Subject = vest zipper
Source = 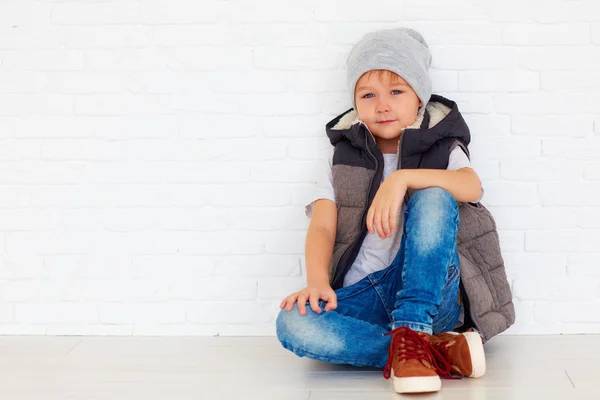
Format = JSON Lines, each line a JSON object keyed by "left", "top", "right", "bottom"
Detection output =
{"left": 396, "top": 131, "right": 402, "bottom": 167}
{"left": 330, "top": 121, "right": 380, "bottom": 289}
{"left": 397, "top": 132, "right": 410, "bottom": 206}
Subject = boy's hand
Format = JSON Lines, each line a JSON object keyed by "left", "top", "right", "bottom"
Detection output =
{"left": 279, "top": 281, "right": 337, "bottom": 316}
{"left": 366, "top": 170, "right": 408, "bottom": 239}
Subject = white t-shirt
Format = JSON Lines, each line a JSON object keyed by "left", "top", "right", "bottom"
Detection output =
{"left": 305, "top": 146, "right": 484, "bottom": 288}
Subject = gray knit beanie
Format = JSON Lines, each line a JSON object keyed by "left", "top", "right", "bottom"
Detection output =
{"left": 347, "top": 28, "right": 432, "bottom": 111}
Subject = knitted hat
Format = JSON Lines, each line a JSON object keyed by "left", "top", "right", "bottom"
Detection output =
{"left": 346, "top": 28, "right": 433, "bottom": 111}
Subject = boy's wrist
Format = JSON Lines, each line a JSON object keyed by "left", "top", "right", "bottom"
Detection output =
{"left": 307, "top": 273, "right": 330, "bottom": 286}
{"left": 394, "top": 169, "right": 412, "bottom": 188}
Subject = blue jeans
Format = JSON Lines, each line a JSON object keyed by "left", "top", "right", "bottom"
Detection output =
{"left": 276, "top": 187, "right": 463, "bottom": 369}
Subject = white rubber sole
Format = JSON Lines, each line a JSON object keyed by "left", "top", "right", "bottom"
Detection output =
{"left": 446, "top": 331, "right": 487, "bottom": 378}
{"left": 391, "top": 369, "right": 442, "bottom": 393}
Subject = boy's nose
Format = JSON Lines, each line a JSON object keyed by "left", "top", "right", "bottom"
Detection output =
{"left": 376, "top": 102, "right": 390, "bottom": 113}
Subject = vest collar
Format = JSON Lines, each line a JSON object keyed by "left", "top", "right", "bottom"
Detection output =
{"left": 324, "top": 94, "right": 468, "bottom": 154}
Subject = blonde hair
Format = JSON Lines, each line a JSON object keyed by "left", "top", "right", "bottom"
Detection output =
{"left": 360, "top": 69, "right": 405, "bottom": 85}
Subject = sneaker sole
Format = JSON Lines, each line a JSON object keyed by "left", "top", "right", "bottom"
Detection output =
{"left": 446, "top": 331, "right": 486, "bottom": 378}
{"left": 390, "top": 369, "right": 442, "bottom": 393}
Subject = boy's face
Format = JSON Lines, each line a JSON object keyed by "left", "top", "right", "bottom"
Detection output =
{"left": 353, "top": 72, "right": 422, "bottom": 141}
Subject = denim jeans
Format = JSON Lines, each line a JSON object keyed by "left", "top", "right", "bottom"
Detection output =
{"left": 276, "top": 187, "right": 463, "bottom": 369}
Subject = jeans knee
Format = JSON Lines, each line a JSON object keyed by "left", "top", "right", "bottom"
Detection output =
{"left": 275, "top": 303, "right": 315, "bottom": 345}
{"left": 275, "top": 303, "right": 344, "bottom": 356}
{"left": 406, "top": 187, "right": 458, "bottom": 220}
{"left": 404, "top": 188, "right": 459, "bottom": 254}
{"left": 408, "top": 187, "right": 455, "bottom": 208}
{"left": 275, "top": 307, "right": 293, "bottom": 345}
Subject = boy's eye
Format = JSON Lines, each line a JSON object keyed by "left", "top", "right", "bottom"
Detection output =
{"left": 362, "top": 90, "right": 403, "bottom": 99}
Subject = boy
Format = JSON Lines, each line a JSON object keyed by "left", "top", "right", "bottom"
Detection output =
{"left": 276, "top": 28, "right": 514, "bottom": 394}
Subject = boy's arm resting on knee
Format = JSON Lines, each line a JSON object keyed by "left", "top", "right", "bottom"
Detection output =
{"left": 305, "top": 199, "right": 337, "bottom": 287}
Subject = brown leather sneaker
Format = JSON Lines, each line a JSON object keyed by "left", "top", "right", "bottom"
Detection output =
{"left": 428, "top": 330, "right": 486, "bottom": 378}
{"left": 382, "top": 326, "right": 454, "bottom": 394}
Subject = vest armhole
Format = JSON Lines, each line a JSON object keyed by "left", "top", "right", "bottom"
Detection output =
{"left": 450, "top": 139, "right": 471, "bottom": 161}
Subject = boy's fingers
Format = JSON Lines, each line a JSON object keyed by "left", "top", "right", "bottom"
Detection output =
{"left": 285, "top": 294, "right": 297, "bottom": 311}
{"left": 297, "top": 293, "right": 307, "bottom": 315}
{"left": 390, "top": 206, "right": 398, "bottom": 234}
{"left": 309, "top": 294, "right": 321, "bottom": 314}
{"left": 374, "top": 215, "right": 383, "bottom": 238}
{"left": 381, "top": 207, "right": 390, "bottom": 236}
{"left": 366, "top": 207, "right": 373, "bottom": 233}
{"left": 323, "top": 291, "right": 337, "bottom": 311}
{"left": 368, "top": 207, "right": 376, "bottom": 234}
{"left": 377, "top": 209, "right": 387, "bottom": 238}
{"left": 280, "top": 297, "right": 289, "bottom": 308}
{"left": 326, "top": 298, "right": 338, "bottom": 311}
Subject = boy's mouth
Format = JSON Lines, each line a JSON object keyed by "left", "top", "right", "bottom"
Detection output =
{"left": 378, "top": 120, "right": 397, "bottom": 124}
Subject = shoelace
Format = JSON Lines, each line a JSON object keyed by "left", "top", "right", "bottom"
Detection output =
{"left": 430, "top": 328, "right": 481, "bottom": 378}
{"left": 430, "top": 339, "right": 465, "bottom": 379}
{"left": 382, "top": 326, "right": 458, "bottom": 380}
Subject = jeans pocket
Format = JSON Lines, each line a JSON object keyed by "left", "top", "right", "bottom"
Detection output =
{"left": 334, "top": 275, "right": 374, "bottom": 302}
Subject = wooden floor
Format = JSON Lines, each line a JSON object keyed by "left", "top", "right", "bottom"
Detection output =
{"left": 0, "top": 334, "right": 599, "bottom": 399}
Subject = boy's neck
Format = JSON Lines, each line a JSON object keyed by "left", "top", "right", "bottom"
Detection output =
{"left": 376, "top": 135, "right": 401, "bottom": 154}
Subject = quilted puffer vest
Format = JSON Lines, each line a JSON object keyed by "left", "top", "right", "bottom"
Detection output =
{"left": 324, "top": 94, "right": 515, "bottom": 342}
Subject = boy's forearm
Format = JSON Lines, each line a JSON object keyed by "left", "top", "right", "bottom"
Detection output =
{"left": 397, "top": 168, "right": 482, "bottom": 203}
{"left": 304, "top": 225, "right": 335, "bottom": 285}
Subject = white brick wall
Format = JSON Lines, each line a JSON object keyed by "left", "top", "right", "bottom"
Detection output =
{"left": 0, "top": 0, "right": 599, "bottom": 336}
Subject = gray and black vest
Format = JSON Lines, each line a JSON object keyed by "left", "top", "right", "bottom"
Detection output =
{"left": 324, "top": 94, "right": 515, "bottom": 343}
